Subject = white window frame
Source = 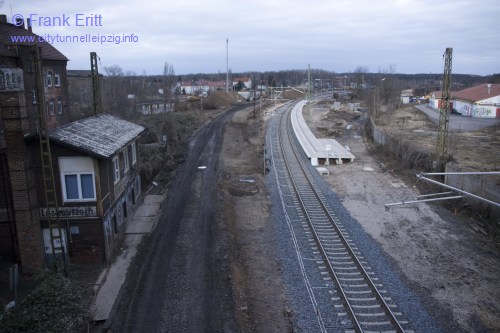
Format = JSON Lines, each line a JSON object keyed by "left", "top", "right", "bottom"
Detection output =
{"left": 60, "top": 157, "right": 96, "bottom": 203}
{"left": 54, "top": 73, "right": 60, "bottom": 87}
{"left": 112, "top": 156, "right": 120, "bottom": 183}
{"left": 131, "top": 142, "right": 137, "bottom": 165}
{"left": 123, "top": 149, "right": 129, "bottom": 173}
{"left": 57, "top": 97, "right": 63, "bottom": 114}
{"left": 49, "top": 99, "right": 55, "bottom": 116}
{"left": 46, "top": 71, "right": 52, "bottom": 87}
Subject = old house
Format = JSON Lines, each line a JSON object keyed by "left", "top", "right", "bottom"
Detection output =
{"left": 36, "top": 114, "right": 146, "bottom": 262}
{"left": 0, "top": 14, "right": 147, "bottom": 272}
{"left": 232, "top": 77, "right": 252, "bottom": 90}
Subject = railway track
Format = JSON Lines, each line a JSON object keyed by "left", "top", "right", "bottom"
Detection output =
{"left": 270, "top": 101, "right": 413, "bottom": 333}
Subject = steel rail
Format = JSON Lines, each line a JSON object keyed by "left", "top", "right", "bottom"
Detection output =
{"left": 279, "top": 102, "right": 406, "bottom": 333}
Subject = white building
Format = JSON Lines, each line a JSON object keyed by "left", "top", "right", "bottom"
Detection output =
{"left": 232, "top": 77, "right": 252, "bottom": 90}
{"left": 452, "top": 83, "right": 500, "bottom": 118}
{"left": 429, "top": 83, "right": 500, "bottom": 118}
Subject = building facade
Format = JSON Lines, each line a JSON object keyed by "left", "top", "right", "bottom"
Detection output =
{"left": 0, "top": 14, "right": 147, "bottom": 272}
{"left": 35, "top": 114, "right": 146, "bottom": 262}
{"left": 452, "top": 84, "right": 500, "bottom": 118}
{"left": 430, "top": 84, "right": 500, "bottom": 118}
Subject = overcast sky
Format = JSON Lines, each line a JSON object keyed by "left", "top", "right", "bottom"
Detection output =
{"left": 6, "top": 0, "right": 500, "bottom": 75}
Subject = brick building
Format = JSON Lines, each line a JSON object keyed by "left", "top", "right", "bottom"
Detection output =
{"left": 32, "top": 114, "right": 145, "bottom": 262}
{"left": 0, "top": 14, "right": 146, "bottom": 272}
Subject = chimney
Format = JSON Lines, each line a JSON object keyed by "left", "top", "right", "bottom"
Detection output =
{"left": 487, "top": 84, "right": 491, "bottom": 94}
{"left": 15, "top": 16, "right": 24, "bottom": 28}
{"left": 0, "top": 14, "right": 7, "bottom": 24}
{"left": 27, "top": 18, "right": 32, "bottom": 32}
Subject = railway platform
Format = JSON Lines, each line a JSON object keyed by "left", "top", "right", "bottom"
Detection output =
{"left": 291, "top": 100, "right": 354, "bottom": 165}
{"left": 90, "top": 193, "right": 165, "bottom": 325}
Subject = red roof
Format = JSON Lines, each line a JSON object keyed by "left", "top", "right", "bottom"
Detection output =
{"left": 433, "top": 84, "right": 500, "bottom": 102}
{"left": 452, "top": 84, "right": 500, "bottom": 102}
{"left": 0, "top": 19, "right": 68, "bottom": 61}
{"left": 233, "top": 77, "right": 250, "bottom": 82}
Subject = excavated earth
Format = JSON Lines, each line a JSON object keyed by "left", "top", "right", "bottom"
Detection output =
{"left": 305, "top": 101, "right": 500, "bottom": 333}
{"left": 108, "top": 98, "right": 499, "bottom": 333}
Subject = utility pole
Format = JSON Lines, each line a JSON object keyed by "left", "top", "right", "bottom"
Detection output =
{"left": 226, "top": 38, "right": 229, "bottom": 92}
{"left": 436, "top": 47, "right": 453, "bottom": 171}
{"left": 90, "top": 52, "right": 102, "bottom": 115}
{"left": 306, "top": 64, "right": 311, "bottom": 102}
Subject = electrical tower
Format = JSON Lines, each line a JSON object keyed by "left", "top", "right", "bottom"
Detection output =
{"left": 90, "top": 52, "right": 102, "bottom": 115}
{"left": 32, "top": 46, "right": 68, "bottom": 275}
{"left": 436, "top": 47, "right": 453, "bottom": 171}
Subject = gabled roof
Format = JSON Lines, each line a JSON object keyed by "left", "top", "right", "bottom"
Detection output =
{"left": 452, "top": 83, "right": 500, "bottom": 102}
{"left": 49, "top": 114, "right": 146, "bottom": 158}
{"left": 67, "top": 70, "right": 93, "bottom": 77}
{"left": 233, "top": 77, "right": 251, "bottom": 83}
{"left": 0, "top": 19, "right": 68, "bottom": 61}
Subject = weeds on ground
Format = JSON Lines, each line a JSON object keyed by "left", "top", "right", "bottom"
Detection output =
{"left": 0, "top": 272, "right": 92, "bottom": 333}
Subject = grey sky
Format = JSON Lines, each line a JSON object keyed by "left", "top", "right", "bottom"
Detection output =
{"left": 6, "top": 0, "right": 500, "bottom": 75}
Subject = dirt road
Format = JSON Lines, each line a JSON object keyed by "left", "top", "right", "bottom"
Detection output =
{"left": 109, "top": 105, "right": 246, "bottom": 332}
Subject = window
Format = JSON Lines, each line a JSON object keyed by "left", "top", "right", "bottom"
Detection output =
{"left": 112, "top": 156, "right": 120, "bottom": 183}
{"left": 54, "top": 74, "right": 60, "bottom": 87}
{"left": 32, "top": 90, "right": 37, "bottom": 104}
{"left": 112, "top": 215, "right": 117, "bottom": 234}
{"left": 122, "top": 201, "right": 127, "bottom": 218}
{"left": 59, "top": 157, "right": 96, "bottom": 202}
{"left": 46, "top": 71, "right": 53, "bottom": 87}
{"left": 64, "top": 174, "right": 95, "bottom": 200}
{"left": 57, "top": 97, "right": 63, "bottom": 114}
{"left": 131, "top": 142, "right": 137, "bottom": 165}
{"left": 123, "top": 150, "right": 129, "bottom": 173}
{"left": 49, "top": 99, "right": 55, "bottom": 116}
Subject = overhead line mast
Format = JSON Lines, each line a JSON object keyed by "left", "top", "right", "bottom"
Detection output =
{"left": 436, "top": 47, "right": 453, "bottom": 171}
{"left": 90, "top": 52, "right": 102, "bottom": 115}
{"left": 33, "top": 45, "right": 68, "bottom": 275}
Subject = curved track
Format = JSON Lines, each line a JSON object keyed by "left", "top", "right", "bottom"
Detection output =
{"left": 272, "top": 101, "right": 412, "bottom": 333}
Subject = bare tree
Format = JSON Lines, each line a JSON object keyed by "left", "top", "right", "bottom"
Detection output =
{"left": 104, "top": 65, "right": 124, "bottom": 77}
{"left": 352, "top": 66, "right": 369, "bottom": 101}
{"left": 163, "top": 62, "right": 175, "bottom": 77}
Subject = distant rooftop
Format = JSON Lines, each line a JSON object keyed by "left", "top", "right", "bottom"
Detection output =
{"left": 453, "top": 83, "right": 500, "bottom": 102}
{"left": 0, "top": 14, "right": 68, "bottom": 61}
{"left": 433, "top": 83, "right": 500, "bottom": 102}
{"left": 49, "top": 114, "right": 146, "bottom": 158}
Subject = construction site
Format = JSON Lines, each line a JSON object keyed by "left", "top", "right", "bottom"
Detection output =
{"left": 1, "top": 13, "right": 499, "bottom": 333}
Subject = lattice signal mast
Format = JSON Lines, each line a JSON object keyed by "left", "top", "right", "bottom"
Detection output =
{"left": 436, "top": 47, "right": 453, "bottom": 170}
{"left": 90, "top": 52, "right": 102, "bottom": 115}
{"left": 33, "top": 46, "right": 68, "bottom": 275}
